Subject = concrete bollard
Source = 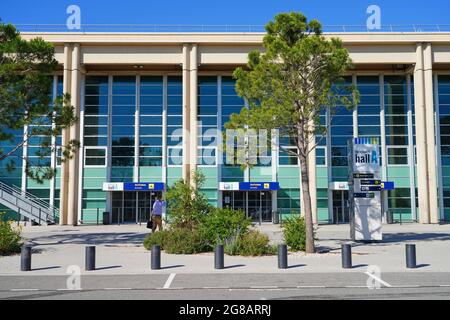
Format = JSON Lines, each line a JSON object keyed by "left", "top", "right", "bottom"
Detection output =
{"left": 406, "top": 244, "right": 417, "bottom": 269}
{"left": 215, "top": 244, "right": 224, "bottom": 269}
{"left": 278, "top": 244, "right": 288, "bottom": 269}
{"left": 21, "top": 245, "right": 32, "bottom": 271}
{"left": 341, "top": 243, "right": 352, "bottom": 269}
{"left": 151, "top": 245, "right": 161, "bottom": 270}
{"left": 85, "top": 246, "right": 96, "bottom": 271}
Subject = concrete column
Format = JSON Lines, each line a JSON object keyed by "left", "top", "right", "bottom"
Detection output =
{"left": 414, "top": 43, "right": 431, "bottom": 224}
{"left": 182, "top": 44, "right": 191, "bottom": 183}
{"left": 67, "top": 44, "right": 81, "bottom": 226}
{"left": 189, "top": 44, "right": 198, "bottom": 186}
{"left": 60, "top": 44, "right": 72, "bottom": 225}
{"left": 424, "top": 43, "right": 439, "bottom": 224}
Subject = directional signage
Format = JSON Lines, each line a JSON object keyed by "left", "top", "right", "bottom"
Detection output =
{"left": 239, "top": 182, "right": 280, "bottom": 191}
{"left": 103, "top": 182, "right": 165, "bottom": 192}
{"left": 219, "top": 182, "right": 279, "bottom": 191}
{"left": 381, "top": 181, "right": 395, "bottom": 191}
{"left": 349, "top": 138, "right": 383, "bottom": 241}
{"left": 360, "top": 180, "right": 382, "bottom": 186}
{"left": 354, "top": 193, "right": 375, "bottom": 198}
{"left": 353, "top": 173, "right": 374, "bottom": 179}
{"left": 360, "top": 186, "right": 381, "bottom": 192}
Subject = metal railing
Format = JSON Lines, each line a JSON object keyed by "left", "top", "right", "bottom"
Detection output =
{"left": 11, "top": 24, "right": 450, "bottom": 34}
{"left": 8, "top": 184, "right": 60, "bottom": 223}
{"left": 0, "top": 181, "right": 57, "bottom": 225}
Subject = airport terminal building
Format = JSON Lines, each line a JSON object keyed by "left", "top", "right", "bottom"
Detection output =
{"left": 1, "top": 29, "right": 450, "bottom": 225}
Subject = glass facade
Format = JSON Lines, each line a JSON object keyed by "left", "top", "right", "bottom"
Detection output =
{"left": 4, "top": 72, "right": 449, "bottom": 224}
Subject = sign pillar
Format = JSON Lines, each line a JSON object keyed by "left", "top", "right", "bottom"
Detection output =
{"left": 349, "top": 138, "right": 383, "bottom": 241}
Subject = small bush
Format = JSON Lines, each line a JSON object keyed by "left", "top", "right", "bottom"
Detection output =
{"left": 164, "top": 228, "right": 207, "bottom": 254}
{"left": 225, "top": 229, "right": 275, "bottom": 256}
{"left": 282, "top": 216, "right": 315, "bottom": 252}
{"left": 0, "top": 213, "right": 22, "bottom": 256}
{"left": 200, "top": 208, "right": 251, "bottom": 248}
{"left": 143, "top": 230, "right": 168, "bottom": 251}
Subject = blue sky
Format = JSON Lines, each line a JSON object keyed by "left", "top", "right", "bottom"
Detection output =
{"left": 0, "top": 0, "right": 449, "bottom": 26}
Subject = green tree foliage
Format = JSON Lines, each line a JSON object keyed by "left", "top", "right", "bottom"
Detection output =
{"left": 165, "top": 171, "right": 211, "bottom": 230}
{"left": 0, "top": 212, "right": 22, "bottom": 255}
{"left": 225, "top": 12, "right": 358, "bottom": 253}
{"left": 0, "top": 22, "right": 78, "bottom": 183}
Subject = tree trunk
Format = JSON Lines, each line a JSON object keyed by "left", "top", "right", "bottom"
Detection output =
{"left": 299, "top": 153, "right": 315, "bottom": 254}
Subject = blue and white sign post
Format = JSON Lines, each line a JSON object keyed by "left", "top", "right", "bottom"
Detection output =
{"left": 349, "top": 138, "right": 383, "bottom": 241}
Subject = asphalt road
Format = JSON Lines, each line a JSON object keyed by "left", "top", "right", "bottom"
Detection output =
{"left": 1, "top": 272, "right": 450, "bottom": 300}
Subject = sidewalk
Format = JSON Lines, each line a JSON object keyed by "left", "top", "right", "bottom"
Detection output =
{"left": 1, "top": 223, "right": 450, "bottom": 275}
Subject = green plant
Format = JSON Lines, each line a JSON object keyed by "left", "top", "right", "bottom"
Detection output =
{"left": 165, "top": 171, "right": 211, "bottom": 230}
{"left": 0, "top": 212, "right": 22, "bottom": 256}
{"left": 282, "top": 216, "right": 316, "bottom": 252}
{"left": 143, "top": 230, "right": 168, "bottom": 251}
{"left": 163, "top": 228, "right": 207, "bottom": 254}
{"left": 225, "top": 229, "right": 275, "bottom": 256}
{"left": 200, "top": 208, "right": 251, "bottom": 248}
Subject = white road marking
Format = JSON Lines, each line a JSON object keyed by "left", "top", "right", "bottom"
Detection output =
{"left": 104, "top": 288, "right": 132, "bottom": 290}
{"left": 250, "top": 286, "right": 278, "bottom": 289}
{"left": 10, "top": 288, "right": 38, "bottom": 292}
{"left": 297, "top": 285, "right": 326, "bottom": 288}
{"left": 163, "top": 273, "right": 176, "bottom": 289}
{"left": 57, "top": 288, "right": 83, "bottom": 291}
{"left": 440, "top": 285, "right": 450, "bottom": 287}
{"left": 364, "top": 271, "right": 392, "bottom": 288}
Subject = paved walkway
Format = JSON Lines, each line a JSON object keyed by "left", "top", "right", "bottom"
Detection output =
{"left": 1, "top": 223, "right": 450, "bottom": 275}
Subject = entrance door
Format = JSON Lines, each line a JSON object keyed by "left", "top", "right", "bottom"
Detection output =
{"left": 222, "top": 191, "right": 272, "bottom": 223}
{"left": 111, "top": 191, "right": 163, "bottom": 224}
{"left": 332, "top": 190, "right": 350, "bottom": 224}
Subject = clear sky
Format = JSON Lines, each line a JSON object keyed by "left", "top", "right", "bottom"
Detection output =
{"left": 0, "top": 0, "right": 449, "bottom": 27}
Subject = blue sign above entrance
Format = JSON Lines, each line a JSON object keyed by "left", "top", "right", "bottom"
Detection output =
{"left": 123, "top": 182, "right": 165, "bottom": 191}
{"left": 239, "top": 182, "right": 280, "bottom": 191}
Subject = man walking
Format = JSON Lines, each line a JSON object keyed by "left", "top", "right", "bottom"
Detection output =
{"left": 152, "top": 195, "right": 164, "bottom": 232}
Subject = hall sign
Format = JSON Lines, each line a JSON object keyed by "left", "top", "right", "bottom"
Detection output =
{"left": 349, "top": 138, "right": 383, "bottom": 241}
{"left": 102, "top": 182, "right": 165, "bottom": 192}
{"left": 219, "top": 182, "right": 280, "bottom": 191}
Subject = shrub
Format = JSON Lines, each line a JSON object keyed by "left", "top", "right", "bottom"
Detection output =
{"left": 0, "top": 212, "right": 22, "bottom": 256}
{"left": 165, "top": 171, "right": 211, "bottom": 230}
{"left": 282, "top": 216, "right": 315, "bottom": 252}
{"left": 143, "top": 230, "right": 168, "bottom": 251}
{"left": 163, "top": 228, "right": 207, "bottom": 254}
{"left": 200, "top": 208, "right": 251, "bottom": 248}
{"left": 225, "top": 229, "right": 275, "bottom": 256}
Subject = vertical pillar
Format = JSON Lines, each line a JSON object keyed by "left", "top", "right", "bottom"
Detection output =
{"left": 414, "top": 43, "right": 431, "bottom": 224}
{"left": 60, "top": 44, "right": 72, "bottom": 225}
{"left": 424, "top": 43, "right": 439, "bottom": 224}
{"left": 189, "top": 44, "right": 198, "bottom": 186}
{"left": 134, "top": 75, "right": 140, "bottom": 183}
{"left": 379, "top": 74, "right": 389, "bottom": 218}
{"left": 162, "top": 75, "right": 168, "bottom": 185}
{"left": 407, "top": 75, "right": 418, "bottom": 221}
{"left": 182, "top": 44, "right": 191, "bottom": 183}
{"left": 68, "top": 44, "right": 81, "bottom": 226}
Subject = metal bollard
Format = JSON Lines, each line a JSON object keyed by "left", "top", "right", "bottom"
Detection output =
{"left": 151, "top": 245, "right": 161, "bottom": 270}
{"left": 85, "top": 246, "right": 96, "bottom": 271}
{"left": 341, "top": 243, "right": 352, "bottom": 269}
{"left": 278, "top": 244, "right": 288, "bottom": 269}
{"left": 215, "top": 244, "right": 224, "bottom": 269}
{"left": 406, "top": 244, "right": 417, "bottom": 269}
{"left": 21, "top": 245, "right": 32, "bottom": 271}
